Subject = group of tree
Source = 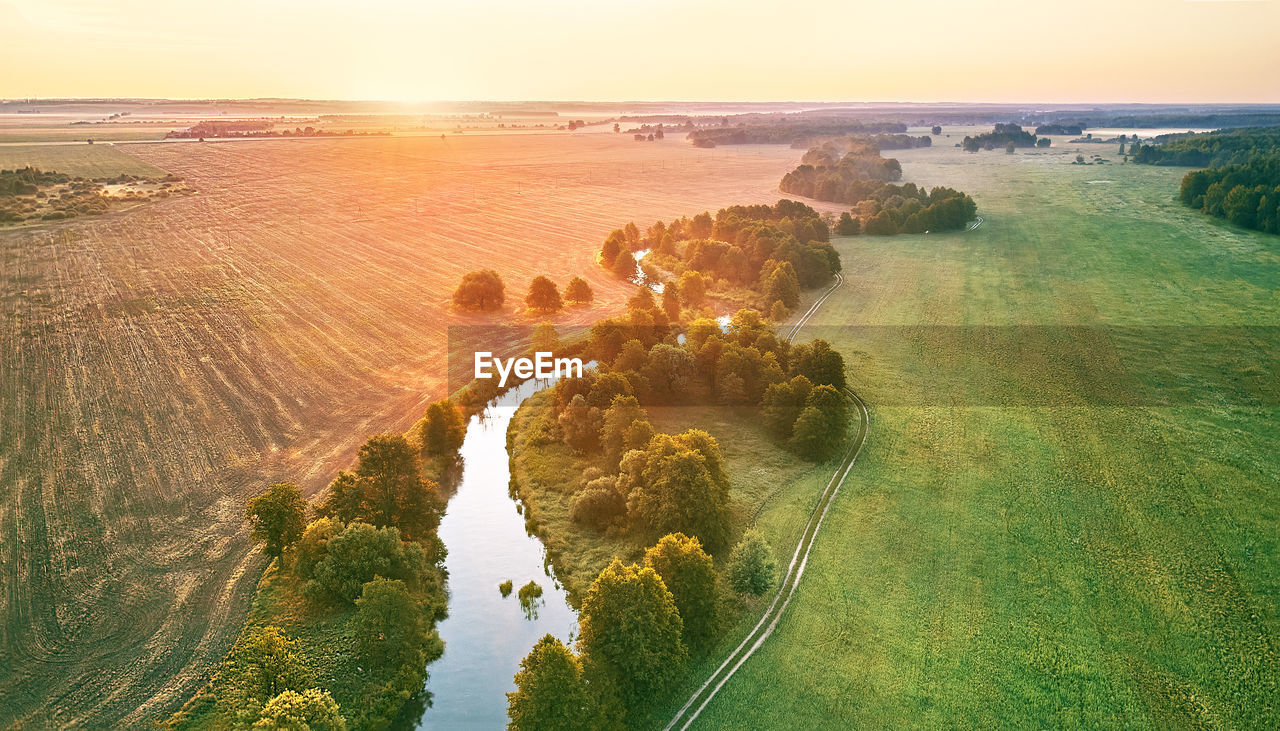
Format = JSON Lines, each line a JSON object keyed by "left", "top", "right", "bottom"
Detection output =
{"left": 1130, "top": 127, "right": 1280, "bottom": 168}
{"left": 1178, "top": 156, "right": 1280, "bottom": 234}
{"left": 1128, "top": 128, "right": 1280, "bottom": 235}
{"left": 453, "top": 270, "right": 595, "bottom": 313}
{"left": 779, "top": 142, "right": 976, "bottom": 235}
{"left": 507, "top": 529, "right": 776, "bottom": 728}
{"left": 781, "top": 141, "right": 904, "bottom": 203}
{"left": 960, "top": 123, "right": 1038, "bottom": 152}
{"left": 599, "top": 200, "right": 841, "bottom": 318}
{"left": 227, "top": 419, "right": 458, "bottom": 727}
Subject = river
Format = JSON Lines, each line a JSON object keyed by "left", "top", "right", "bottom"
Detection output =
{"left": 418, "top": 377, "right": 577, "bottom": 729}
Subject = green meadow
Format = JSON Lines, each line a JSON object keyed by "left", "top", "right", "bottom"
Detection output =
{"left": 693, "top": 138, "right": 1280, "bottom": 727}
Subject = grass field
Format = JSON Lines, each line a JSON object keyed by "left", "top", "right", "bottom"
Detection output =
{"left": 692, "top": 136, "right": 1280, "bottom": 726}
{"left": 0, "top": 133, "right": 811, "bottom": 726}
{"left": 0, "top": 143, "right": 167, "bottom": 177}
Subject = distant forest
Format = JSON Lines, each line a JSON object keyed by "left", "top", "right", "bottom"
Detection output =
{"left": 687, "top": 119, "right": 907, "bottom": 148}
{"left": 1135, "top": 128, "right": 1280, "bottom": 235}
{"left": 1130, "top": 127, "right": 1280, "bottom": 167}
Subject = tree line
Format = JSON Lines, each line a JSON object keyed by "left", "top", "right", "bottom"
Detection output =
{"left": 686, "top": 119, "right": 908, "bottom": 148}
{"left": 507, "top": 527, "right": 776, "bottom": 728}
{"left": 1178, "top": 156, "right": 1280, "bottom": 234}
{"left": 452, "top": 270, "right": 595, "bottom": 313}
{"left": 179, "top": 398, "right": 471, "bottom": 729}
{"left": 599, "top": 200, "right": 841, "bottom": 321}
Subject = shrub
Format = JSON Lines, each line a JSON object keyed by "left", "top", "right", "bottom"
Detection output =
{"left": 307, "top": 523, "right": 434, "bottom": 603}
{"left": 728, "top": 529, "right": 777, "bottom": 596}
{"left": 252, "top": 688, "right": 345, "bottom": 730}
{"left": 570, "top": 480, "right": 626, "bottom": 530}
{"left": 294, "top": 517, "right": 343, "bottom": 579}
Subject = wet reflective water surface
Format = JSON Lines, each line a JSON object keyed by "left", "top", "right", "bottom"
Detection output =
{"left": 419, "top": 378, "right": 577, "bottom": 729}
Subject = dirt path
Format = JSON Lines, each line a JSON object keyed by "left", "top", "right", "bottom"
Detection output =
{"left": 664, "top": 272, "right": 871, "bottom": 730}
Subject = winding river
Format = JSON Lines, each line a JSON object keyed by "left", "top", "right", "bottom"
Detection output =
{"left": 418, "top": 377, "right": 577, "bottom": 729}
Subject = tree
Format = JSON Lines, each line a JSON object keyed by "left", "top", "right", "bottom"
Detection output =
{"left": 931, "top": 125, "right": 942, "bottom": 135}
{"left": 865, "top": 209, "right": 897, "bottom": 235}
{"left": 354, "top": 434, "right": 442, "bottom": 540}
{"left": 253, "top": 688, "right": 345, "bottom": 730}
{"left": 354, "top": 577, "right": 436, "bottom": 668}
{"left": 315, "top": 471, "right": 362, "bottom": 525}
{"left": 507, "top": 634, "right": 594, "bottom": 731}
{"left": 835, "top": 211, "right": 861, "bottom": 235}
{"left": 661, "top": 286, "right": 681, "bottom": 322}
{"left": 526, "top": 276, "right": 563, "bottom": 312}
{"left": 762, "top": 261, "right": 800, "bottom": 310}
{"left": 761, "top": 375, "right": 813, "bottom": 440}
{"left": 623, "top": 221, "right": 641, "bottom": 249}
{"left": 791, "top": 401, "right": 845, "bottom": 461}
{"left": 570, "top": 477, "right": 626, "bottom": 530}
{"left": 678, "top": 270, "right": 707, "bottom": 308}
{"left": 308, "top": 523, "right": 435, "bottom": 603}
{"left": 245, "top": 482, "right": 307, "bottom": 561}
{"left": 611, "top": 249, "right": 637, "bottom": 279}
{"left": 294, "top": 516, "right": 343, "bottom": 579}
{"left": 600, "top": 394, "right": 650, "bottom": 469}
{"left": 422, "top": 399, "right": 466, "bottom": 457}
{"left": 727, "top": 529, "right": 776, "bottom": 596}
{"left": 792, "top": 339, "right": 846, "bottom": 390}
{"left": 601, "top": 230, "right": 625, "bottom": 267}
{"left": 620, "top": 431, "right": 730, "bottom": 552}
{"left": 558, "top": 394, "right": 602, "bottom": 453}
{"left": 577, "top": 560, "right": 687, "bottom": 717}
{"left": 564, "top": 276, "right": 594, "bottom": 304}
{"left": 236, "top": 626, "right": 311, "bottom": 702}
{"left": 644, "top": 534, "right": 717, "bottom": 652}
{"left": 453, "top": 269, "right": 505, "bottom": 311}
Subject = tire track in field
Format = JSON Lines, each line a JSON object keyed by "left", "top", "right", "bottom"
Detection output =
{"left": 665, "top": 272, "right": 871, "bottom": 731}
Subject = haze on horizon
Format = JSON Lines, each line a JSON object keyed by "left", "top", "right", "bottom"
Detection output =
{"left": 1, "top": 0, "right": 1278, "bottom": 104}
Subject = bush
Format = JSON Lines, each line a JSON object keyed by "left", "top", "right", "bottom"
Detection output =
{"left": 354, "top": 577, "right": 437, "bottom": 668}
{"left": 453, "top": 269, "right": 505, "bottom": 311}
{"left": 294, "top": 517, "right": 343, "bottom": 579}
{"left": 252, "top": 688, "right": 345, "bottom": 730}
{"left": 307, "top": 523, "right": 434, "bottom": 603}
{"left": 728, "top": 529, "right": 777, "bottom": 596}
{"left": 570, "top": 480, "right": 626, "bottom": 530}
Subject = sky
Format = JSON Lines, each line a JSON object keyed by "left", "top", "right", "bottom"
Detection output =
{"left": 1, "top": 0, "right": 1277, "bottom": 103}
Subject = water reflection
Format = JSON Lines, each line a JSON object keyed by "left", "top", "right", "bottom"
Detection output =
{"left": 419, "top": 378, "right": 578, "bottom": 729}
